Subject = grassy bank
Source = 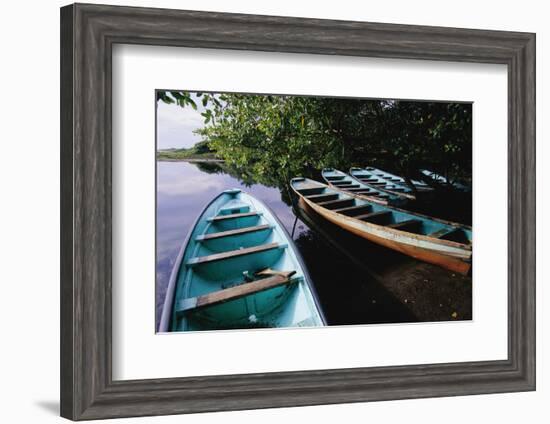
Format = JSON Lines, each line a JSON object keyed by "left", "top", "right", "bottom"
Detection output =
{"left": 157, "top": 140, "right": 221, "bottom": 161}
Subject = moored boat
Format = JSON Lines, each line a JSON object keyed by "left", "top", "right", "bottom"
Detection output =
{"left": 359, "top": 166, "right": 433, "bottom": 191}
{"left": 349, "top": 167, "right": 417, "bottom": 200}
{"left": 421, "top": 169, "right": 471, "bottom": 193}
{"left": 159, "top": 189, "right": 326, "bottom": 332}
{"left": 290, "top": 178, "right": 472, "bottom": 274}
{"left": 321, "top": 168, "right": 408, "bottom": 206}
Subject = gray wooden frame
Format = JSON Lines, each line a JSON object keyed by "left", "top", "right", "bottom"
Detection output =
{"left": 60, "top": 3, "right": 536, "bottom": 421}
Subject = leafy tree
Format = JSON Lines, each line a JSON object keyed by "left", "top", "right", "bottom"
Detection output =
{"left": 157, "top": 91, "right": 471, "bottom": 192}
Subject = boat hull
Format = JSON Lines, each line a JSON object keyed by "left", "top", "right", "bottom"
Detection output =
{"left": 309, "top": 200, "right": 471, "bottom": 274}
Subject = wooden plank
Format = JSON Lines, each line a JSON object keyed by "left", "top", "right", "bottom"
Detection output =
{"left": 346, "top": 187, "right": 372, "bottom": 192}
{"left": 209, "top": 211, "right": 260, "bottom": 222}
{"left": 355, "top": 210, "right": 392, "bottom": 221}
{"left": 296, "top": 187, "right": 324, "bottom": 196}
{"left": 197, "top": 224, "right": 271, "bottom": 241}
{"left": 386, "top": 219, "right": 422, "bottom": 230}
{"left": 428, "top": 227, "right": 452, "bottom": 239}
{"left": 317, "top": 198, "right": 355, "bottom": 209}
{"left": 176, "top": 274, "right": 294, "bottom": 313}
{"left": 306, "top": 193, "right": 339, "bottom": 202}
{"left": 187, "top": 242, "right": 283, "bottom": 266}
{"left": 333, "top": 204, "right": 372, "bottom": 216}
{"left": 255, "top": 268, "right": 297, "bottom": 278}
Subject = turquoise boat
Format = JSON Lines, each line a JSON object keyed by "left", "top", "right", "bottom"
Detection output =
{"left": 349, "top": 167, "right": 417, "bottom": 200}
{"left": 421, "top": 169, "right": 471, "bottom": 193}
{"left": 291, "top": 178, "right": 472, "bottom": 274}
{"left": 321, "top": 168, "right": 408, "bottom": 206}
{"left": 159, "top": 189, "right": 325, "bottom": 332}
{"left": 351, "top": 166, "right": 433, "bottom": 191}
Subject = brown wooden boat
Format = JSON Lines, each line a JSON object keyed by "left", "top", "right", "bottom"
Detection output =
{"left": 290, "top": 177, "right": 472, "bottom": 274}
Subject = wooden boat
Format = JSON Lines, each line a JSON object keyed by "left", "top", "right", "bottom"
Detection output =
{"left": 348, "top": 167, "right": 417, "bottom": 200}
{"left": 159, "top": 189, "right": 326, "bottom": 332}
{"left": 321, "top": 168, "right": 408, "bottom": 206}
{"left": 290, "top": 178, "right": 472, "bottom": 274}
{"left": 421, "top": 169, "right": 471, "bottom": 193}
{"left": 351, "top": 166, "right": 433, "bottom": 191}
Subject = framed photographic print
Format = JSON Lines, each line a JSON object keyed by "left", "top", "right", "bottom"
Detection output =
{"left": 60, "top": 3, "right": 535, "bottom": 420}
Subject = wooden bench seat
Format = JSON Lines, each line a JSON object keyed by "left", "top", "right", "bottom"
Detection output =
{"left": 345, "top": 187, "right": 371, "bottom": 192}
{"left": 354, "top": 210, "right": 392, "bottom": 222}
{"left": 428, "top": 228, "right": 452, "bottom": 238}
{"left": 187, "top": 242, "right": 284, "bottom": 267}
{"left": 333, "top": 204, "right": 372, "bottom": 216}
{"left": 317, "top": 198, "right": 355, "bottom": 209}
{"left": 196, "top": 224, "right": 272, "bottom": 241}
{"left": 306, "top": 193, "right": 339, "bottom": 202}
{"left": 176, "top": 273, "right": 295, "bottom": 314}
{"left": 386, "top": 219, "right": 422, "bottom": 231}
{"left": 208, "top": 211, "right": 261, "bottom": 222}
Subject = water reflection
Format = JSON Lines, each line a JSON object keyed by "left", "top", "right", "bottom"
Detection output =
{"left": 156, "top": 161, "right": 472, "bottom": 330}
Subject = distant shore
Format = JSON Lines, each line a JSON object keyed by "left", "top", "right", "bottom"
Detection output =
{"left": 157, "top": 157, "right": 225, "bottom": 163}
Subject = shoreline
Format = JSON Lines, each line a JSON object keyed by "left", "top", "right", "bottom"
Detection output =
{"left": 156, "top": 158, "right": 225, "bottom": 163}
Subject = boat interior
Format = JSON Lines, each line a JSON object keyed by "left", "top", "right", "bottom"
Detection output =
{"left": 349, "top": 167, "right": 416, "bottom": 194}
{"left": 322, "top": 168, "right": 407, "bottom": 205}
{"left": 356, "top": 166, "right": 430, "bottom": 190}
{"left": 172, "top": 190, "right": 322, "bottom": 331}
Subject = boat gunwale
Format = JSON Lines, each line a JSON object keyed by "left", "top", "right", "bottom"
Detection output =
{"left": 291, "top": 178, "right": 472, "bottom": 253}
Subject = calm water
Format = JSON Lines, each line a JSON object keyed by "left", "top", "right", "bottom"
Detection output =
{"left": 156, "top": 161, "right": 472, "bottom": 329}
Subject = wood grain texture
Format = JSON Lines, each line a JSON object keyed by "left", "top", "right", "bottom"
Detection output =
{"left": 60, "top": 3, "right": 536, "bottom": 420}
{"left": 176, "top": 274, "right": 292, "bottom": 313}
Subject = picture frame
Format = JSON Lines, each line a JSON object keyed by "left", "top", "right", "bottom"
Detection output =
{"left": 60, "top": 3, "right": 535, "bottom": 420}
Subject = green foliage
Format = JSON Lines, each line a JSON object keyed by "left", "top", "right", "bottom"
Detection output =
{"left": 157, "top": 90, "right": 471, "bottom": 190}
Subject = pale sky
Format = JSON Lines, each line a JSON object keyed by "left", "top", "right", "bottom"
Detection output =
{"left": 156, "top": 93, "right": 207, "bottom": 150}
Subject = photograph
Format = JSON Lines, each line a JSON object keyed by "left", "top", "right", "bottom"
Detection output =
{"left": 156, "top": 90, "right": 473, "bottom": 333}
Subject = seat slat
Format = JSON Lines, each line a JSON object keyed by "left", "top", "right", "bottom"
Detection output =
{"left": 187, "top": 242, "right": 284, "bottom": 266}
{"left": 208, "top": 211, "right": 261, "bottom": 222}
{"left": 197, "top": 224, "right": 271, "bottom": 241}
{"left": 305, "top": 193, "right": 338, "bottom": 202}
{"left": 176, "top": 274, "right": 295, "bottom": 314}
{"left": 333, "top": 204, "right": 373, "bottom": 216}
{"left": 355, "top": 210, "right": 392, "bottom": 222}
{"left": 428, "top": 228, "right": 452, "bottom": 238}
{"left": 386, "top": 219, "right": 422, "bottom": 231}
{"left": 346, "top": 188, "right": 372, "bottom": 192}
{"left": 317, "top": 198, "right": 355, "bottom": 209}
